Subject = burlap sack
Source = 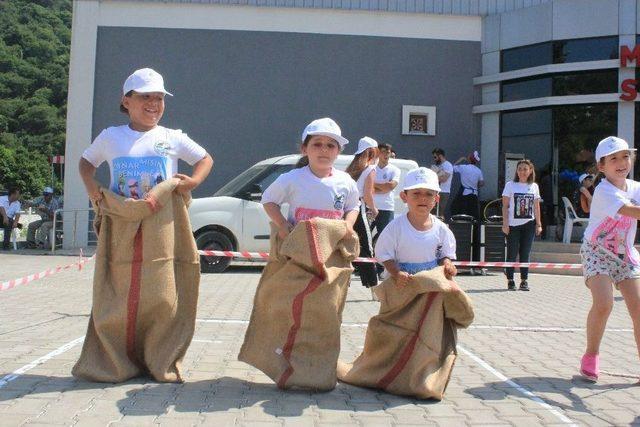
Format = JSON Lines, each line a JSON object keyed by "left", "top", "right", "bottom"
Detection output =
{"left": 72, "top": 178, "right": 200, "bottom": 383}
{"left": 238, "top": 218, "right": 359, "bottom": 391}
{"left": 337, "top": 267, "right": 474, "bottom": 400}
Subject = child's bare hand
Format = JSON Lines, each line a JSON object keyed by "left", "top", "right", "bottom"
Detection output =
{"left": 393, "top": 271, "right": 411, "bottom": 288}
{"left": 86, "top": 182, "right": 102, "bottom": 203}
{"left": 277, "top": 222, "right": 293, "bottom": 240}
{"left": 443, "top": 262, "right": 457, "bottom": 279}
{"left": 174, "top": 173, "right": 198, "bottom": 193}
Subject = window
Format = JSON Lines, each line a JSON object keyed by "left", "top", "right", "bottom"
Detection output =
{"left": 501, "top": 42, "right": 552, "bottom": 72}
{"left": 501, "top": 69, "right": 618, "bottom": 102}
{"left": 501, "top": 36, "right": 619, "bottom": 72}
{"left": 553, "top": 37, "right": 618, "bottom": 63}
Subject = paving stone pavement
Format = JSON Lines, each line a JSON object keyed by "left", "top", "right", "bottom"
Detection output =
{"left": 0, "top": 253, "right": 639, "bottom": 426}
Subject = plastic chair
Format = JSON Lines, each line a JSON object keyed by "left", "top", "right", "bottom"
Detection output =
{"left": 562, "top": 196, "right": 589, "bottom": 244}
{"left": 0, "top": 227, "right": 19, "bottom": 250}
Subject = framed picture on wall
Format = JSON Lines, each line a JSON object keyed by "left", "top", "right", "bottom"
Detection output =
{"left": 402, "top": 105, "right": 436, "bottom": 136}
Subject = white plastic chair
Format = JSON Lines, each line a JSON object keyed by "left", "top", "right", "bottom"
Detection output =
{"left": 562, "top": 196, "right": 589, "bottom": 244}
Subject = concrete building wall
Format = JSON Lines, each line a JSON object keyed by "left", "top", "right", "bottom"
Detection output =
{"left": 122, "top": 0, "right": 553, "bottom": 16}
{"left": 91, "top": 29, "right": 481, "bottom": 198}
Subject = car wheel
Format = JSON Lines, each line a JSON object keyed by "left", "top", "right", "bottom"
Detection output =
{"left": 196, "top": 230, "right": 234, "bottom": 273}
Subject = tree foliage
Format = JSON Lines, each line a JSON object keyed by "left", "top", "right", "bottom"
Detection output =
{"left": 0, "top": 0, "right": 71, "bottom": 197}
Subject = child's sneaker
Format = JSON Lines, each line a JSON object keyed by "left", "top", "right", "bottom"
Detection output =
{"left": 507, "top": 280, "right": 516, "bottom": 291}
{"left": 580, "top": 353, "right": 599, "bottom": 382}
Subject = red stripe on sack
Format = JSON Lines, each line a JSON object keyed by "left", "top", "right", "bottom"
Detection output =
{"left": 277, "top": 220, "right": 325, "bottom": 389}
{"left": 376, "top": 292, "right": 439, "bottom": 389}
{"left": 126, "top": 226, "right": 144, "bottom": 365}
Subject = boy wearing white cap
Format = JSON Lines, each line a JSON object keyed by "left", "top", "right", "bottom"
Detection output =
{"left": 346, "top": 137, "right": 380, "bottom": 292}
{"left": 375, "top": 168, "right": 457, "bottom": 286}
{"left": 262, "top": 118, "right": 359, "bottom": 238}
{"left": 579, "top": 136, "right": 640, "bottom": 382}
{"left": 79, "top": 68, "right": 213, "bottom": 202}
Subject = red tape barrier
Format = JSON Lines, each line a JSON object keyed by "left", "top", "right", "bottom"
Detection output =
{"left": 0, "top": 249, "right": 582, "bottom": 293}
{"left": 0, "top": 254, "right": 95, "bottom": 292}
{"left": 197, "top": 250, "right": 582, "bottom": 270}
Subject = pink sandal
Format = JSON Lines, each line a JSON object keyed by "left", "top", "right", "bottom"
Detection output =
{"left": 580, "top": 353, "right": 599, "bottom": 382}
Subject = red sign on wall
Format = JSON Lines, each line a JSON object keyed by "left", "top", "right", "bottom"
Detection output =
{"left": 620, "top": 45, "right": 640, "bottom": 101}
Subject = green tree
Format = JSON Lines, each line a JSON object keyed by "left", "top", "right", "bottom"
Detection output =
{"left": 0, "top": 0, "right": 71, "bottom": 197}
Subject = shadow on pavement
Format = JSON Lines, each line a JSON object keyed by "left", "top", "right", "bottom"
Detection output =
{"left": 465, "top": 375, "right": 638, "bottom": 416}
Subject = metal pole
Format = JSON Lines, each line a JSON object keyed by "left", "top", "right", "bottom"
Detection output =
{"left": 73, "top": 211, "right": 77, "bottom": 248}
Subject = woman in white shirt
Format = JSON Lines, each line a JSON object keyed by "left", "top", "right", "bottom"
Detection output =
{"left": 501, "top": 159, "right": 542, "bottom": 291}
{"left": 346, "top": 137, "right": 379, "bottom": 291}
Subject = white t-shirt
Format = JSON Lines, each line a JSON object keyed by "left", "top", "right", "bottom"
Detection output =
{"left": 583, "top": 178, "right": 640, "bottom": 266}
{"left": 502, "top": 181, "right": 541, "bottom": 227}
{"left": 374, "top": 164, "right": 401, "bottom": 211}
{"left": 454, "top": 164, "right": 484, "bottom": 195}
{"left": 356, "top": 165, "right": 376, "bottom": 199}
{"left": 261, "top": 166, "right": 360, "bottom": 225}
{"left": 82, "top": 125, "right": 207, "bottom": 199}
{"left": 0, "top": 196, "right": 21, "bottom": 219}
{"left": 375, "top": 213, "right": 456, "bottom": 274}
{"left": 432, "top": 160, "right": 454, "bottom": 193}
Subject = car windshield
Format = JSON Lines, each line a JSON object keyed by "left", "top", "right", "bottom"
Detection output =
{"left": 214, "top": 164, "right": 270, "bottom": 197}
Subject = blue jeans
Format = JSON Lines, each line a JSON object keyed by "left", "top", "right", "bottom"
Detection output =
{"left": 372, "top": 210, "right": 394, "bottom": 240}
{"left": 505, "top": 220, "right": 536, "bottom": 280}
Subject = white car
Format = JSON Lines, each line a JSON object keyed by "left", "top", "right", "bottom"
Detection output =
{"left": 189, "top": 154, "right": 419, "bottom": 272}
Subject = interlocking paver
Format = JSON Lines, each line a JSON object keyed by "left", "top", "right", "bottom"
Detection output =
{"left": 1, "top": 254, "right": 639, "bottom": 426}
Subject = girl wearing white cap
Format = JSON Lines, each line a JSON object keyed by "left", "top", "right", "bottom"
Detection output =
{"left": 346, "top": 137, "right": 379, "bottom": 291}
{"left": 579, "top": 136, "right": 640, "bottom": 382}
{"left": 80, "top": 68, "right": 213, "bottom": 201}
{"left": 262, "top": 118, "right": 359, "bottom": 239}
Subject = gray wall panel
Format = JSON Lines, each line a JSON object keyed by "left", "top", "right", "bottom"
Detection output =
{"left": 93, "top": 27, "right": 481, "bottom": 197}
{"left": 552, "top": 0, "right": 618, "bottom": 40}
{"left": 500, "top": 2, "right": 552, "bottom": 49}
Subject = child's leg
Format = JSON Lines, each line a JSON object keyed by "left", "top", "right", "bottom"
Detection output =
{"left": 505, "top": 225, "right": 520, "bottom": 281}
{"left": 585, "top": 274, "right": 614, "bottom": 355}
{"left": 618, "top": 278, "right": 640, "bottom": 360}
{"left": 518, "top": 221, "right": 536, "bottom": 281}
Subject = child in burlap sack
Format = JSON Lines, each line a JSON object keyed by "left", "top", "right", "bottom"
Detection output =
{"left": 238, "top": 118, "right": 361, "bottom": 390}
{"left": 75, "top": 68, "right": 213, "bottom": 382}
{"left": 338, "top": 167, "right": 474, "bottom": 399}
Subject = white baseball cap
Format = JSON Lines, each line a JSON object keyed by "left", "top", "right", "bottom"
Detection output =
{"left": 595, "top": 136, "right": 635, "bottom": 162}
{"left": 355, "top": 136, "right": 378, "bottom": 155}
{"left": 402, "top": 167, "right": 441, "bottom": 192}
{"left": 43, "top": 187, "right": 53, "bottom": 194}
{"left": 301, "top": 118, "right": 349, "bottom": 147}
{"left": 578, "top": 173, "right": 593, "bottom": 184}
{"left": 123, "top": 68, "right": 173, "bottom": 96}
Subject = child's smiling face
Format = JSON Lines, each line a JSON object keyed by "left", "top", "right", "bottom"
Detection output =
{"left": 122, "top": 91, "right": 165, "bottom": 131}
{"left": 400, "top": 188, "right": 438, "bottom": 214}
{"left": 598, "top": 150, "right": 632, "bottom": 183}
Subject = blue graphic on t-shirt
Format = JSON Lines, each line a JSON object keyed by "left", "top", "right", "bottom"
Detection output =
{"left": 112, "top": 156, "right": 167, "bottom": 199}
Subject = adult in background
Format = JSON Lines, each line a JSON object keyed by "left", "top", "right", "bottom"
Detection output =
{"left": 372, "top": 143, "right": 400, "bottom": 238}
{"left": 24, "top": 187, "right": 59, "bottom": 249}
{"left": 452, "top": 151, "right": 484, "bottom": 221}
{"left": 0, "top": 187, "right": 21, "bottom": 250}
{"left": 430, "top": 148, "right": 453, "bottom": 220}
{"left": 501, "top": 159, "right": 542, "bottom": 291}
{"left": 346, "top": 136, "right": 379, "bottom": 294}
